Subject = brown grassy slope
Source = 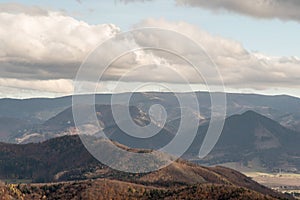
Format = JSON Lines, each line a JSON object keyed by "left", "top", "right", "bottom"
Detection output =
{"left": 136, "top": 161, "right": 293, "bottom": 199}
{"left": 0, "top": 179, "right": 284, "bottom": 200}
{"left": 153, "top": 184, "right": 278, "bottom": 200}
{"left": 0, "top": 179, "right": 158, "bottom": 200}
{"left": 1, "top": 160, "right": 292, "bottom": 199}
{"left": 138, "top": 160, "right": 229, "bottom": 186}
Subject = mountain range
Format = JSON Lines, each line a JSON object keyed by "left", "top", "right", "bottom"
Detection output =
{"left": 0, "top": 92, "right": 300, "bottom": 174}
{"left": 0, "top": 92, "right": 300, "bottom": 199}
{"left": 1, "top": 92, "right": 300, "bottom": 130}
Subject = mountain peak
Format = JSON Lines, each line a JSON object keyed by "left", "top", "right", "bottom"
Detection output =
{"left": 240, "top": 110, "right": 268, "bottom": 119}
{"left": 232, "top": 110, "right": 275, "bottom": 126}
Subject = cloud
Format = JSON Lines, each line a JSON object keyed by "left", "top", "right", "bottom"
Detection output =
{"left": 51, "top": 17, "right": 300, "bottom": 92}
{"left": 120, "top": 0, "right": 300, "bottom": 22}
{"left": 134, "top": 19, "right": 300, "bottom": 90}
{"left": 0, "top": 78, "right": 73, "bottom": 94}
{"left": 0, "top": 5, "right": 120, "bottom": 85}
{"left": 177, "top": 0, "right": 300, "bottom": 22}
{"left": 0, "top": 4, "right": 299, "bottom": 97}
{"left": 0, "top": 4, "right": 122, "bottom": 96}
{"left": 0, "top": 3, "right": 49, "bottom": 16}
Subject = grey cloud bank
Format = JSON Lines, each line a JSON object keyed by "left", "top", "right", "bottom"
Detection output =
{"left": 121, "top": 0, "right": 300, "bottom": 22}
{"left": 177, "top": 0, "right": 300, "bottom": 22}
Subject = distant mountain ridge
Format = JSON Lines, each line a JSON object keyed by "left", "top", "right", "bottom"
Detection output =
{"left": 0, "top": 92, "right": 299, "bottom": 129}
{"left": 0, "top": 92, "right": 300, "bottom": 174}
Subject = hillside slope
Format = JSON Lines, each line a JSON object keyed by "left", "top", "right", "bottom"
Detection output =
{"left": 0, "top": 135, "right": 292, "bottom": 199}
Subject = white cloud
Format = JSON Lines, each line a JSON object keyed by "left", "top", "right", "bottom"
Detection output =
{"left": 0, "top": 6, "right": 120, "bottom": 81}
{"left": 0, "top": 3, "right": 49, "bottom": 16}
{"left": 0, "top": 4, "right": 299, "bottom": 97}
{"left": 134, "top": 19, "right": 300, "bottom": 90}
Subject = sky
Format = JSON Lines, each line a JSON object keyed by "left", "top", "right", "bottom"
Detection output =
{"left": 0, "top": 0, "right": 299, "bottom": 98}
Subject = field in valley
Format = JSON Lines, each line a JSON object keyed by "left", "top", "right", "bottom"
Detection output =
{"left": 244, "top": 172, "right": 300, "bottom": 199}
